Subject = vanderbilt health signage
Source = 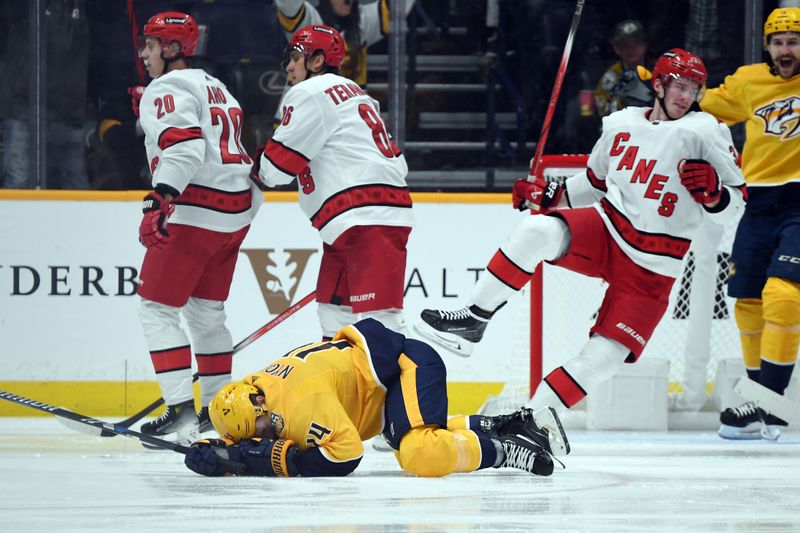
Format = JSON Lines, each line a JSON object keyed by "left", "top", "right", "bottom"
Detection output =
{"left": 0, "top": 193, "right": 528, "bottom": 384}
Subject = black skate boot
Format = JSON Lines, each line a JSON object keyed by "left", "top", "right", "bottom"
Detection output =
{"left": 140, "top": 399, "right": 199, "bottom": 448}
{"left": 481, "top": 407, "right": 570, "bottom": 456}
{"left": 412, "top": 305, "right": 493, "bottom": 356}
{"left": 197, "top": 406, "right": 216, "bottom": 437}
{"left": 718, "top": 401, "right": 762, "bottom": 440}
{"left": 495, "top": 435, "right": 554, "bottom": 476}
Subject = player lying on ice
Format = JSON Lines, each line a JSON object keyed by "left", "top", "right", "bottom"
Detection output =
{"left": 414, "top": 48, "right": 747, "bottom": 415}
{"left": 183, "top": 318, "right": 569, "bottom": 477}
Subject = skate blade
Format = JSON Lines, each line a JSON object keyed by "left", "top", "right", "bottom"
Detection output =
{"left": 760, "top": 425, "right": 783, "bottom": 441}
{"left": 411, "top": 321, "right": 474, "bottom": 357}
{"left": 533, "top": 407, "right": 570, "bottom": 456}
{"left": 370, "top": 435, "right": 394, "bottom": 453}
{"left": 718, "top": 425, "right": 763, "bottom": 440}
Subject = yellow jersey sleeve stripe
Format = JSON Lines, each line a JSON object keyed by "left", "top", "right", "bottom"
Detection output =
{"left": 379, "top": 0, "right": 390, "bottom": 36}
{"left": 398, "top": 353, "right": 424, "bottom": 427}
{"left": 278, "top": 4, "right": 306, "bottom": 33}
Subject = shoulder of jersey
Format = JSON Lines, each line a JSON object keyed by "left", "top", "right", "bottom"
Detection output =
{"left": 731, "top": 62, "right": 772, "bottom": 81}
{"left": 295, "top": 73, "right": 353, "bottom": 96}
{"left": 149, "top": 69, "right": 221, "bottom": 92}
{"left": 602, "top": 106, "right": 648, "bottom": 126}
{"left": 682, "top": 110, "right": 725, "bottom": 131}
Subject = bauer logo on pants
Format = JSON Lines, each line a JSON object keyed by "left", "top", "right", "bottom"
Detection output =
{"left": 240, "top": 248, "right": 318, "bottom": 314}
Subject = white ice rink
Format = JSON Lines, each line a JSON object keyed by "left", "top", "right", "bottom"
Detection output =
{"left": 1, "top": 418, "right": 798, "bottom": 532}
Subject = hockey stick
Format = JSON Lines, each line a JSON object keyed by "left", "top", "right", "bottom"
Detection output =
{"left": 733, "top": 377, "right": 800, "bottom": 427}
{"left": 528, "top": 0, "right": 586, "bottom": 183}
{"left": 0, "top": 389, "right": 246, "bottom": 474}
{"left": 59, "top": 290, "right": 317, "bottom": 437}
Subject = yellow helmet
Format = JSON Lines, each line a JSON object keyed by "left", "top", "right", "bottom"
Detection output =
{"left": 209, "top": 382, "right": 265, "bottom": 442}
{"left": 764, "top": 7, "right": 800, "bottom": 45}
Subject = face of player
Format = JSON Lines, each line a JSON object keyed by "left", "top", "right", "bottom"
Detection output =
{"left": 329, "top": 0, "right": 354, "bottom": 17}
{"left": 252, "top": 395, "right": 275, "bottom": 439}
{"left": 613, "top": 39, "right": 647, "bottom": 68}
{"left": 767, "top": 32, "right": 800, "bottom": 79}
{"left": 139, "top": 37, "right": 166, "bottom": 78}
{"left": 286, "top": 50, "right": 327, "bottom": 84}
{"left": 657, "top": 77, "right": 700, "bottom": 119}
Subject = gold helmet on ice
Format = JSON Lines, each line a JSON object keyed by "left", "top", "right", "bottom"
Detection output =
{"left": 764, "top": 7, "right": 800, "bottom": 45}
{"left": 209, "top": 382, "right": 266, "bottom": 442}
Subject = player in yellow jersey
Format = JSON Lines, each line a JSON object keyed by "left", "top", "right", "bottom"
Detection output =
{"left": 700, "top": 7, "right": 800, "bottom": 441}
{"left": 182, "top": 318, "right": 570, "bottom": 477}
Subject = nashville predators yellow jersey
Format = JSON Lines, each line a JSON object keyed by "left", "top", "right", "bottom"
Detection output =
{"left": 700, "top": 63, "right": 800, "bottom": 190}
{"left": 241, "top": 323, "right": 386, "bottom": 467}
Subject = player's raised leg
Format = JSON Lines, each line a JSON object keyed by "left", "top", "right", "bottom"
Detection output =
{"left": 414, "top": 215, "right": 570, "bottom": 355}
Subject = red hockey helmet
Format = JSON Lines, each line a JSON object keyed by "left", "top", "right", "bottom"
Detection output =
{"left": 289, "top": 24, "right": 346, "bottom": 68}
{"left": 143, "top": 12, "right": 199, "bottom": 58}
{"left": 652, "top": 48, "right": 707, "bottom": 90}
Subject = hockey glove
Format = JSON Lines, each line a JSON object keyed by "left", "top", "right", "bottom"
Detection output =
{"left": 139, "top": 188, "right": 175, "bottom": 249}
{"left": 249, "top": 144, "right": 267, "bottom": 189}
{"left": 511, "top": 178, "right": 564, "bottom": 212}
{"left": 678, "top": 159, "right": 721, "bottom": 206}
{"left": 128, "top": 86, "right": 145, "bottom": 118}
{"left": 185, "top": 438, "right": 300, "bottom": 477}
{"left": 185, "top": 438, "right": 242, "bottom": 477}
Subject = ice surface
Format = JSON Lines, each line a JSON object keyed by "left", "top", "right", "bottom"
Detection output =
{"left": 0, "top": 418, "right": 798, "bottom": 532}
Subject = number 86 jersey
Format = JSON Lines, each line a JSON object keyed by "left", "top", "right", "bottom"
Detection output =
{"left": 255, "top": 73, "right": 413, "bottom": 245}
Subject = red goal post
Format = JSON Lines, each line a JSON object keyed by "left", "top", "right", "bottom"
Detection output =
{"left": 522, "top": 154, "right": 742, "bottom": 410}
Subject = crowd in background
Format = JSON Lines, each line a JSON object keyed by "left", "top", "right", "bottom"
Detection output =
{"left": 0, "top": 0, "right": 787, "bottom": 190}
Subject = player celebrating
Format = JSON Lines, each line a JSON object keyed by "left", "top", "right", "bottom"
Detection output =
{"left": 414, "top": 49, "right": 746, "bottom": 415}
{"left": 135, "top": 12, "right": 262, "bottom": 446}
{"left": 700, "top": 7, "right": 800, "bottom": 440}
{"left": 252, "top": 25, "right": 413, "bottom": 340}
{"left": 182, "top": 318, "right": 569, "bottom": 478}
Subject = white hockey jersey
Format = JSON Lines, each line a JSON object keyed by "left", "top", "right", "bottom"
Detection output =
{"left": 139, "top": 69, "right": 259, "bottom": 233}
{"left": 256, "top": 73, "right": 413, "bottom": 244}
{"left": 563, "top": 107, "right": 746, "bottom": 278}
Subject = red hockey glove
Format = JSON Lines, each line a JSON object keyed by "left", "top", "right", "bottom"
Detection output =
{"left": 511, "top": 178, "right": 564, "bottom": 212}
{"left": 139, "top": 190, "right": 174, "bottom": 248}
{"left": 678, "top": 159, "right": 721, "bottom": 206}
{"left": 128, "top": 86, "right": 145, "bottom": 118}
{"left": 249, "top": 143, "right": 266, "bottom": 186}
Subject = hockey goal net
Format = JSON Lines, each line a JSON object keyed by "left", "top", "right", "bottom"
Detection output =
{"left": 493, "top": 154, "right": 742, "bottom": 415}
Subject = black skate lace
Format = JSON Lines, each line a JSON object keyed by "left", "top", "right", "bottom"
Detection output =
{"left": 439, "top": 308, "right": 471, "bottom": 320}
{"left": 730, "top": 401, "right": 758, "bottom": 417}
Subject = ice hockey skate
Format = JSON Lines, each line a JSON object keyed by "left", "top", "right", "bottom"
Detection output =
{"left": 412, "top": 305, "right": 492, "bottom": 356}
{"left": 718, "top": 401, "right": 763, "bottom": 440}
{"left": 760, "top": 411, "right": 788, "bottom": 441}
{"left": 495, "top": 435, "right": 554, "bottom": 476}
{"left": 140, "top": 399, "right": 200, "bottom": 448}
{"left": 197, "top": 406, "right": 217, "bottom": 439}
{"left": 481, "top": 406, "right": 570, "bottom": 456}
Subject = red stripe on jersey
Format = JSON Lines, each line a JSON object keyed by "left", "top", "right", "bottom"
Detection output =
{"left": 486, "top": 249, "right": 531, "bottom": 290}
{"left": 601, "top": 198, "right": 690, "bottom": 260}
{"left": 265, "top": 139, "right": 310, "bottom": 176}
{"left": 544, "top": 366, "right": 586, "bottom": 408}
{"left": 196, "top": 352, "right": 233, "bottom": 376}
{"left": 586, "top": 167, "right": 607, "bottom": 192}
{"left": 158, "top": 127, "right": 202, "bottom": 150}
{"left": 311, "top": 184, "right": 413, "bottom": 230}
{"left": 737, "top": 184, "right": 748, "bottom": 202}
{"left": 177, "top": 184, "right": 252, "bottom": 214}
{"left": 150, "top": 345, "right": 191, "bottom": 374}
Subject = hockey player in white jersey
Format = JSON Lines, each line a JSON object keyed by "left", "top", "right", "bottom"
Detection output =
{"left": 415, "top": 49, "right": 746, "bottom": 417}
{"left": 253, "top": 25, "right": 413, "bottom": 340}
{"left": 134, "top": 12, "right": 262, "bottom": 446}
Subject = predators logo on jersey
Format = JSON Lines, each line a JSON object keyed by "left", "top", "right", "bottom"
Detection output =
{"left": 755, "top": 96, "right": 800, "bottom": 140}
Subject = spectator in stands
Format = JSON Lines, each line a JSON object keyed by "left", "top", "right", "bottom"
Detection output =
{"left": 594, "top": 19, "right": 656, "bottom": 117}
{"left": 0, "top": 0, "right": 89, "bottom": 189}
{"left": 275, "top": 0, "right": 416, "bottom": 87}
